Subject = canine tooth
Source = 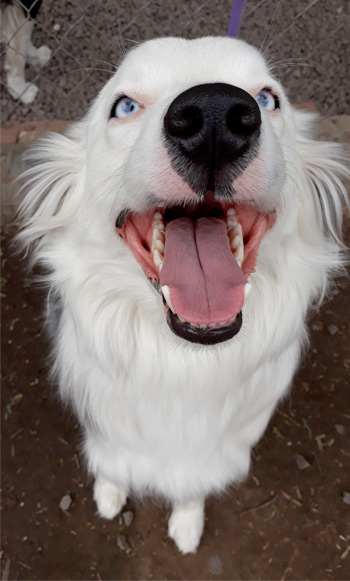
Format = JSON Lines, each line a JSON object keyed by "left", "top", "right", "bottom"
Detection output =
{"left": 227, "top": 208, "right": 236, "bottom": 216}
{"left": 244, "top": 283, "right": 252, "bottom": 305}
{"left": 161, "top": 285, "right": 176, "bottom": 314}
{"left": 154, "top": 211, "right": 162, "bottom": 220}
{"left": 153, "top": 249, "right": 163, "bottom": 268}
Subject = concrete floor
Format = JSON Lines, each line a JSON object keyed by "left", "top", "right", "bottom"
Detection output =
{"left": 1, "top": 0, "right": 349, "bottom": 121}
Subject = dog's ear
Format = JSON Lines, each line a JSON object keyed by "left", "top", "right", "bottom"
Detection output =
{"left": 17, "top": 122, "right": 86, "bottom": 254}
{"left": 294, "top": 109, "right": 349, "bottom": 245}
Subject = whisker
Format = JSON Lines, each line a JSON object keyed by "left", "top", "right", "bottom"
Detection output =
{"left": 105, "top": 0, "right": 125, "bottom": 57}
{"left": 66, "top": 67, "right": 115, "bottom": 76}
{"left": 245, "top": 0, "right": 268, "bottom": 18}
{"left": 265, "top": 0, "right": 320, "bottom": 51}
{"left": 119, "top": 1, "right": 153, "bottom": 36}
{"left": 76, "top": 57, "right": 117, "bottom": 70}
{"left": 260, "top": 0, "right": 283, "bottom": 54}
{"left": 308, "top": 15, "right": 350, "bottom": 56}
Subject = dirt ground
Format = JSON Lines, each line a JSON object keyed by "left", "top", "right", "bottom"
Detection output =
{"left": 1, "top": 216, "right": 350, "bottom": 580}
{"left": 1, "top": 0, "right": 350, "bottom": 122}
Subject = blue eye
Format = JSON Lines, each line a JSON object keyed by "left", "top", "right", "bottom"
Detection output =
{"left": 254, "top": 90, "right": 279, "bottom": 111}
{"left": 112, "top": 97, "right": 141, "bottom": 119}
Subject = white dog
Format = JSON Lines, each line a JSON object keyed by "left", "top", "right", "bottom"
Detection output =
{"left": 18, "top": 37, "right": 349, "bottom": 554}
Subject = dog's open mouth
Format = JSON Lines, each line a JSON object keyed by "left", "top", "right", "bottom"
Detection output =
{"left": 117, "top": 194, "right": 275, "bottom": 344}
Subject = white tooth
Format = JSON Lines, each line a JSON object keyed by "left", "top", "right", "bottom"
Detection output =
{"left": 227, "top": 217, "right": 238, "bottom": 229}
{"left": 230, "top": 234, "right": 241, "bottom": 251}
{"left": 178, "top": 316, "right": 186, "bottom": 323}
{"left": 236, "top": 259, "right": 242, "bottom": 268}
{"left": 154, "top": 239, "right": 164, "bottom": 252}
{"left": 227, "top": 208, "right": 236, "bottom": 216}
{"left": 161, "top": 285, "right": 176, "bottom": 314}
{"left": 199, "top": 324, "right": 208, "bottom": 330}
{"left": 228, "top": 219, "right": 244, "bottom": 265}
{"left": 233, "top": 244, "right": 244, "bottom": 264}
{"left": 155, "top": 221, "right": 165, "bottom": 233}
{"left": 233, "top": 222, "right": 243, "bottom": 238}
{"left": 153, "top": 249, "right": 163, "bottom": 268}
{"left": 152, "top": 227, "right": 164, "bottom": 241}
{"left": 154, "top": 211, "right": 162, "bottom": 220}
{"left": 244, "top": 283, "right": 252, "bottom": 305}
{"left": 157, "top": 202, "right": 166, "bottom": 208}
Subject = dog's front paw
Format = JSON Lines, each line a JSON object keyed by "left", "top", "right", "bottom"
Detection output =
{"left": 20, "top": 84, "right": 39, "bottom": 104}
{"left": 93, "top": 477, "right": 127, "bottom": 520}
{"left": 6, "top": 78, "right": 39, "bottom": 104}
{"left": 168, "top": 500, "right": 205, "bottom": 554}
{"left": 36, "top": 46, "right": 52, "bottom": 66}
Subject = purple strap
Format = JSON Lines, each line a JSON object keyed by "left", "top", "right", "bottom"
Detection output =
{"left": 228, "top": 0, "right": 246, "bottom": 37}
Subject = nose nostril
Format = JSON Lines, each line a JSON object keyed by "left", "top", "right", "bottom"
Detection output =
{"left": 165, "top": 105, "right": 203, "bottom": 138}
{"left": 164, "top": 83, "right": 262, "bottom": 198}
{"left": 227, "top": 104, "right": 261, "bottom": 136}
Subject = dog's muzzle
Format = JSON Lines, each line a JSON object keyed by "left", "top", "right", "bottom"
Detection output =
{"left": 118, "top": 84, "right": 275, "bottom": 345}
{"left": 163, "top": 83, "right": 261, "bottom": 198}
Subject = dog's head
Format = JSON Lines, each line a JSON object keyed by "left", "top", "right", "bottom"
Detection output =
{"left": 19, "top": 37, "right": 348, "bottom": 347}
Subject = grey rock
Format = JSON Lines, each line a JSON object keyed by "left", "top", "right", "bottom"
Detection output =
{"left": 209, "top": 555, "right": 223, "bottom": 576}
{"left": 59, "top": 493, "right": 72, "bottom": 511}
{"left": 122, "top": 510, "right": 134, "bottom": 527}
{"left": 117, "top": 534, "right": 130, "bottom": 552}
{"left": 295, "top": 453, "right": 311, "bottom": 470}
{"left": 327, "top": 324, "right": 339, "bottom": 335}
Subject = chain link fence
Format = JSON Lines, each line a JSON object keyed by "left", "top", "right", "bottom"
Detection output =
{"left": 1, "top": 0, "right": 349, "bottom": 123}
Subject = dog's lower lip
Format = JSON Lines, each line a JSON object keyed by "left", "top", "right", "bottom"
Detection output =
{"left": 116, "top": 209, "right": 131, "bottom": 228}
{"left": 167, "top": 311, "right": 243, "bottom": 345}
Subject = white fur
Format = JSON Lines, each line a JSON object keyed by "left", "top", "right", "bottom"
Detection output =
{"left": 168, "top": 500, "right": 205, "bottom": 554}
{"left": 93, "top": 476, "right": 127, "bottom": 520}
{"left": 18, "top": 37, "right": 349, "bottom": 554}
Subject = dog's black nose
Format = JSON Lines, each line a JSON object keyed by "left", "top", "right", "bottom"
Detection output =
{"left": 163, "top": 83, "right": 261, "bottom": 196}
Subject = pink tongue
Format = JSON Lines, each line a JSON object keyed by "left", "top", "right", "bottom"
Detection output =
{"left": 159, "top": 217, "right": 247, "bottom": 325}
